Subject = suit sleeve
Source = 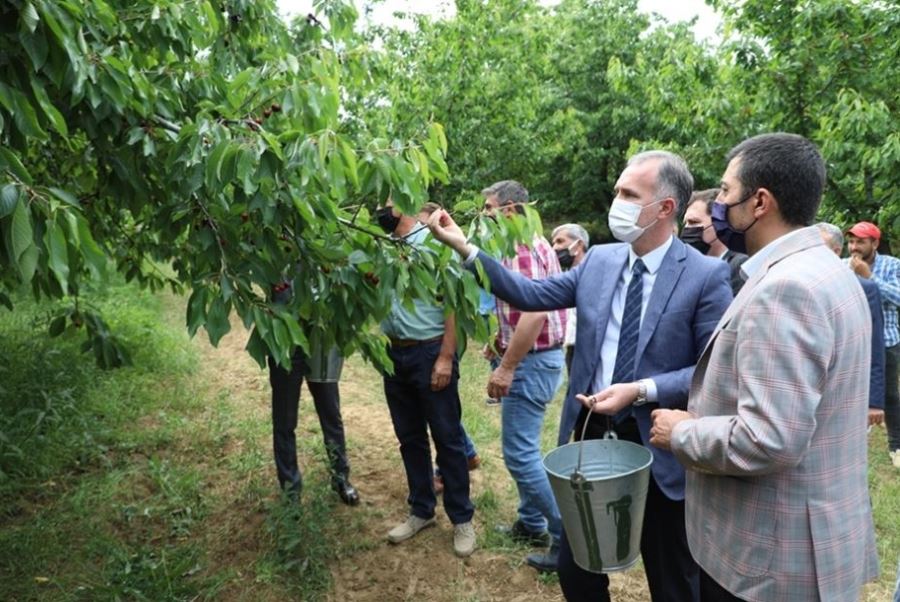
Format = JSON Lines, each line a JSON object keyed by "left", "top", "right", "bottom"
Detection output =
{"left": 472, "top": 249, "right": 580, "bottom": 311}
{"left": 653, "top": 260, "right": 733, "bottom": 407}
{"left": 864, "top": 280, "right": 885, "bottom": 409}
{"left": 671, "top": 278, "right": 833, "bottom": 475}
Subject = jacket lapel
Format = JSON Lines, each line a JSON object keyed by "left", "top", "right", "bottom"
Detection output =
{"left": 635, "top": 239, "right": 686, "bottom": 362}
{"left": 590, "top": 245, "right": 629, "bottom": 378}
{"left": 697, "top": 227, "right": 826, "bottom": 362}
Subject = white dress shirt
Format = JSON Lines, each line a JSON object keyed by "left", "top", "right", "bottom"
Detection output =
{"left": 590, "top": 236, "right": 674, "bottom": 399}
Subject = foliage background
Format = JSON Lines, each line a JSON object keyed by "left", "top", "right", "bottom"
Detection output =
{"left": 1, "top": 0, "right": 899, "bottom": 355}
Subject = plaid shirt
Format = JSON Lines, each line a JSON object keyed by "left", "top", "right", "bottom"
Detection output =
{"left": 848, "top": 253, "right": 900, "bottom": 347}
{"left": 495, "top": 236, "right": 567, "bottom": 351}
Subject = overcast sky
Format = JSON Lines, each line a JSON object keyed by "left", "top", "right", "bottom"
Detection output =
{"left": 276, "top": 0, "right": 721, "bottom": 40}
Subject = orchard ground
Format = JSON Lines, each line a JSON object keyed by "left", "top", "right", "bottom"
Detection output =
{"left": 1, "top": 284, "right": 897, "bottom": 601}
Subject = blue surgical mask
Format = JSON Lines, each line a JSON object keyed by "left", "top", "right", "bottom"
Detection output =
{"left": 711, "top": 191, "right": 758, "bottom": 254}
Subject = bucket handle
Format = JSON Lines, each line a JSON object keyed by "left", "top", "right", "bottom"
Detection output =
{"left": 573, "top": 406, "right": 617, "bottom": 481}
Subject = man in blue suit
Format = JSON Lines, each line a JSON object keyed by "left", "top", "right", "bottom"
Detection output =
{"left": 427, "top": 151, "right": 732, "bottom": 602}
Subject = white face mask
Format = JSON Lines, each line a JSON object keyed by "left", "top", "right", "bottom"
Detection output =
{"left": 608, "top": 198, "right": 662, "bottom": 243}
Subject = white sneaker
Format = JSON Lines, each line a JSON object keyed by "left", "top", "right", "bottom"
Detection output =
{"left": 891, "top": 449, "right": 900, "bottom": 469}
{"left": 387, "top": 515, "right": 436, "bottom": 543}
{"left": 453, "top": 521, "right": 476, "bottom": 558}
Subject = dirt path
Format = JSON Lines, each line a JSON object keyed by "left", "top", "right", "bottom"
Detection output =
{"left": 185, "top": 307, "right": 650, "bottom": 602}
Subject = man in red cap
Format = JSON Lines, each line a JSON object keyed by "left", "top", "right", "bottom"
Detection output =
{"left": 847, "top": 220, "right": 900, "bottom": 468}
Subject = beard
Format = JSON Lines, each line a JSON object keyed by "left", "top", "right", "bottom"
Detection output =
{"left": 852, "top": 249, "right": 875, "bottom": 262}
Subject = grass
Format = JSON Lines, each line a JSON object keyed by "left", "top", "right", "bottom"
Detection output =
{"left": 0, "top": 281, "right": 350, "bottom": 601}
{"left": 868, "top": 431, "right": 900, "bottom": 600}
{"left": 1, "top": 279, "right": 897, "bottom": 601}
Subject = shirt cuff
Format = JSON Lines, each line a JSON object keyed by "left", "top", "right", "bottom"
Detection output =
{"left": 464, "top": 245, "right": 480, "bottom": 266}
{"left": 643, "top": 378, "right": 658, "bottom": 402}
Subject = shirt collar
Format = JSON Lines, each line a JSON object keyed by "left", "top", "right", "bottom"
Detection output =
{"left": 628, "top": 235, "right": 673, "bottom": 275}
{"left": 740, "top": 228, "right": 807, "bottom": 279}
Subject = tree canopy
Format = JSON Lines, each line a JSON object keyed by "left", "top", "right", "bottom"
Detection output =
{"left": 2, "top": 0, "right": 898, "bottom": 366}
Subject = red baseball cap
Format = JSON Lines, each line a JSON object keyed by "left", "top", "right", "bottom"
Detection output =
{"left": 846, "top": 221, "right": 881, "bottom": 240}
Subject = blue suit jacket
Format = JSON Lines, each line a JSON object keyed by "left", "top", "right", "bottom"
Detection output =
{"left": 474, "top": 237, "right": 733, "bottom": 500}
{"left": 859, "top": 277, "right": 885, "bottom": 409}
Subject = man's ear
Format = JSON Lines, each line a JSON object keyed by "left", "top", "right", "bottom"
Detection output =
{"left": 754, "top": 188, "right": 776, "bottom": 218}
{"left": 660, "top": 197, "right": 677, "bottom": 218}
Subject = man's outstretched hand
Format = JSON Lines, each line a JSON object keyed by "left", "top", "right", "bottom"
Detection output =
{"left": 427, "top": 210, "right": 473, "bottom": 257}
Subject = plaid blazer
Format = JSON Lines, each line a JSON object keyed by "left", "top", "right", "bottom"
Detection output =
{"left": 671, "top": 227, "right": 879, "bottom": 601}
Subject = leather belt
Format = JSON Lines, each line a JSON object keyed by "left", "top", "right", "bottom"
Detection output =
{"left": 389, "top": 335, "right": 444, "bottom": 348}
{"left": 496, "top": 344, "right": 563, "bottom": 355}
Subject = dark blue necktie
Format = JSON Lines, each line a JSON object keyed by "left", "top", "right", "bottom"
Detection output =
{"left": 611, "top": 258, "right": 646, "bottom": 422}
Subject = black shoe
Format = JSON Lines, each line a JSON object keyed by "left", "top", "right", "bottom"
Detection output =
{"left": 333, "top": 478, "right": 360, "bottom": 506}
{"left": 525, "top": 543, "right": 560, "bottom": 573}
{"left": 495, "top": 520, "right": 551, "bottom": 547}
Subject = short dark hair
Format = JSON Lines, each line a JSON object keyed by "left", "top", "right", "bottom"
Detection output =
{"left": 726, "top": 133, "right": 826, "bottom": 227}
{"left": 481, "top": 180, "right": 529, "bottom": 205}
{"left": 686, "top": 188, "right": 719, "bottom": 217}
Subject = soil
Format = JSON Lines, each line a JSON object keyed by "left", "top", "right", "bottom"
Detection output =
{"left": 185, "top": 309, "right": 652, "bottom": 602}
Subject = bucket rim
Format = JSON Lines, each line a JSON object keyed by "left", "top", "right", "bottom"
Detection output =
{"left": 543, "top": 439, "right": 653, "bottom": 482}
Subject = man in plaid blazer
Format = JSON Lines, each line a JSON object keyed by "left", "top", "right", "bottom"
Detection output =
{"left": 652, "top": 133, "right": 879, "bottom": 601}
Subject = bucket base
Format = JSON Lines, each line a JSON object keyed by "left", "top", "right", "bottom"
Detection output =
{"left": 573, "top": 548, "right": 642, "bottom": 574}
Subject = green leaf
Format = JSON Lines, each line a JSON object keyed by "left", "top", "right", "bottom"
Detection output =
{"left": 18, "top": 243, "right": 39, "bottom": 283}
{"left": 0, "top": 184, "right": 19, "bottom": 218}
{"left": 21, "top": 2, "right": 40, "bottom": 32}
{"left": 49, "top": 315, "right": 66, "bottom": 337}
{"left": 283, "top": 317, "right": 309, "bottom": 352}
{"left": 339, "top": 139, "right": 359, "bottom": 188}
{"left": 0, "top": 83, "right": 12, "bottom": 113}
{"left": 205, "top": 141, "right": 229, "bottom": 190}
{"left": 30, "top": 79, "right": 67, "bottom": 136}
{"left": 245, "top": 327, "right": 268, "bottom": 369}
{"left": 11, "top": 85, "right": 47, "bottom": 141}
{"left": 227, "top": 69, "right": 254, "bottom": 109}
{"left": 46, "top": 219, "right": 70, "bottom": 294}
{"left": 186, "top": 287, "right": 208, "bottom": 337}
{"left": 0, "top": 147, "right": 33, "bottom": 185}
{"left": 205, "top": 296, "right": 231, "bottom": 346}
{"left": 272, "top": 316, "right": 290, "bottom": 353}
{"left": 348, "top": 250, "right": 368, "bottom": 265}
{"left": 76, "top": 216, "right": 106, "bottom": 278}
{"left": 10, "top": 198, "right": 34, "bottom": 264}
{"left": 201, "top": 1, "right": 220, "bottom": 35}
{"left": 19, "top": 29, "right": 49, "bottom": 71}
{"left": 48, "top": 187, "right": 78, "bottom": 206}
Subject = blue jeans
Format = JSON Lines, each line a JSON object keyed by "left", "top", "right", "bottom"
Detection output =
{"left": 463, "top": 429, "right": 477, "bottom": 459}
{"left": 893, "top": 556, "right": 900, "bottom": 602}
{"left": 498, "top": 349, "right": 564, "bottom": 542}
{"left": 384, "top": 340, "right": 474, "bottom": 524}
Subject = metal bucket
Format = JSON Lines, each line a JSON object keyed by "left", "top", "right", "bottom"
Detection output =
{"left": 305, "top": 346, "right": 344, "bottom": 383}
{"left": 544, "top": 418, "right": 653, "bottom": 573}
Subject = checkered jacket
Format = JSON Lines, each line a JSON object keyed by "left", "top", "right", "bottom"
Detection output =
{"left": 672, "top": 227, "right": 879, "bottom": 601}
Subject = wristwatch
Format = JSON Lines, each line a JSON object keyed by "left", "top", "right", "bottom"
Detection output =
{"left": 633, "top": 379, "right": 649, "bottom": 406}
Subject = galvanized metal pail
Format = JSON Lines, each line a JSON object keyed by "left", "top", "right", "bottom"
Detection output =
{"left": 305, "top": 346, "right": 343, "bottom": 383}
{"left": 544, "top": 419, "right": 653, "bottom": 573}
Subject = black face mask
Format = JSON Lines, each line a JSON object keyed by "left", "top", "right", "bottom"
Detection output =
{"left": 376, "top": 207, "right": 401, "bottom": 234}
{"left": 556, "top": 247, "right": 575, "bottom": 269}
{"left": 680, "top": 225, "right": 711, "bottom": 255}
